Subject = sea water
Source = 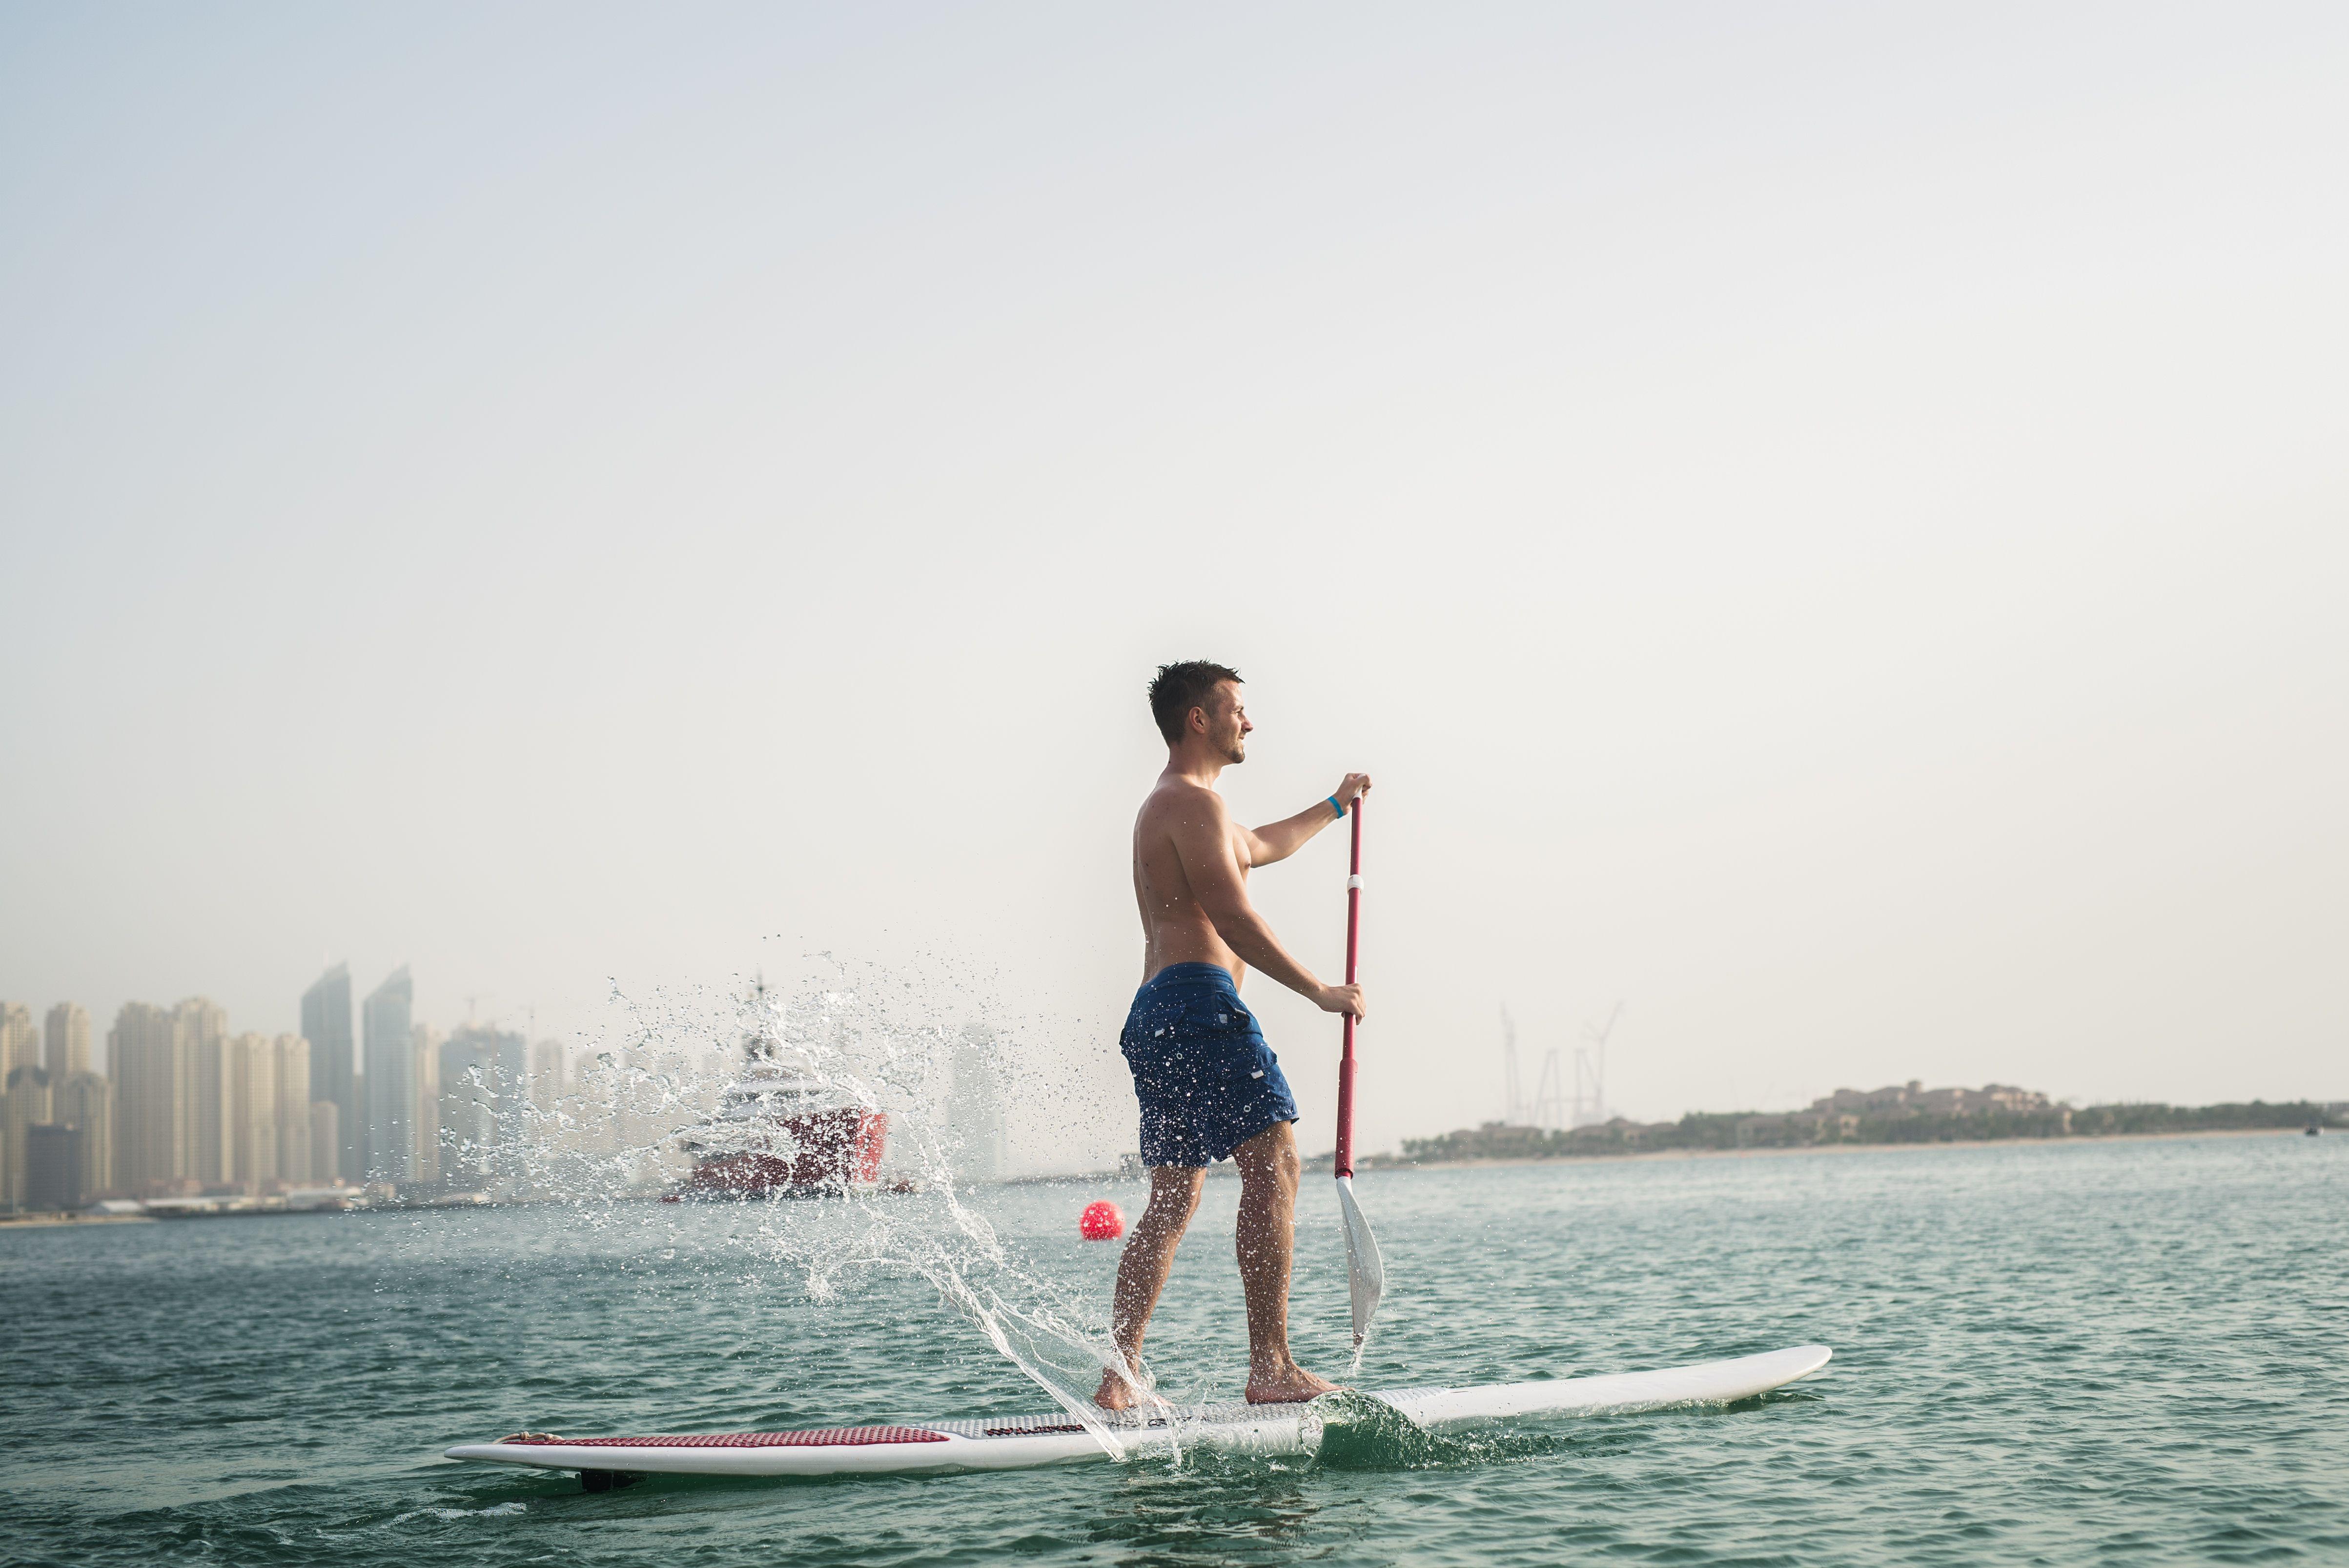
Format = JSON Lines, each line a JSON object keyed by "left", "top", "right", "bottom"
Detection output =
{"left": 4, "top": 1133, "right": 2344, "bottom": 1566}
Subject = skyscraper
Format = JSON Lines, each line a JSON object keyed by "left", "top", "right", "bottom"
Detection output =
{"left": 301, "top": 964, "right": 359, "bottom": 1184}
{"left": 529, "top": 1038, "right": 567, "bottom": 1113}
{"left": 268, "top": 1034, "right": 312, "bottom": 1185}
{"left": 4, "top": 1064, "right": 53, "bottom": 1208}
{"left": 177, "top": 998, "right": 231, "bottom": 1186}
{"left": 23, "top": 1126, "right": 85, "bottom": 1211}
{"left": 438, "top": 1025, "right": 526, "bottom": 1189}
{"left": 24, "top": 1125, "right": 84, "bottom": 1211}
{"left": 56, "top": 1071, "right": 112, "bottom": 1200}
{"left": 0, "top": 1012, "right": 30, "bottom": 1207}
{"left": 110, "top": 1001, "right": 189, "bottom": 1196}
{"left": 945, "top": 1022, "right": 1009, "bottom": 1182}
{"left": 308, "top": 1101, "right": 338, "bottom": 1189}
{"left": 411, "top": 1022, "right": 443, "bottom": 1185}
{"left": 361, "top": 967, "right": 414, "bottom": 1183}
{"left": 227, "top": 1034, "right": 278, "bottom": 1188}
{"left": 45, "top": 1003, "right": 91, "bottom": 1079}
{"left": 0, "top": 1003, "right": 35, "bottom": 1081}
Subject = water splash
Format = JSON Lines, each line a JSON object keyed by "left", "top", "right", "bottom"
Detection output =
{"left": 441, "top": 957, "right": 1162, "bottom": 1460}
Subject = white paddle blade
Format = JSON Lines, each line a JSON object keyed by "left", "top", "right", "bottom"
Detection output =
{"left": 1335, "top": 1175, "right": 1385, "bottom": 1348}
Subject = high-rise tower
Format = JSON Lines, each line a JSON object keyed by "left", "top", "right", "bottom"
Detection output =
{"left": 268, "top": 1034, "right": 312, "bottom": 1184}
{"left": 411, "top": 1023, "right": 443, "bottom": 1184}
{"left": 438, "top": 1025, "right": 526, "bottom": 1189}
{"left": 45, "top": 1003, "right": 91, "bottom": 1079}
{"left": 944, "top": 1022, "right": 1009, "bottom": 1182}
{"left": 57, "top": 1071, "right": 112, "bottom": 1200}
{"left": 227, "top": 1034, "right": 278, "bottom": 1187}
{"left": 0, "top": 1003, "right": 35, "bottom": 1081}
{"left": 301, "top": 965, "right": 359, "bottom": 1184}
{"left": 361, "top": 967, "right": 414, "bottom": 1183}
{"left": 3, "top": 1064, "right": 52, "bottom": 1206}
{"left": 177, "top": 998, "right": 231, "bottom": 1186}
{"left": 109, "top": 1002, "right": 189, "bottom": 1195}
{"left": 529, "top": 1038, "right": 567, "bottom": 1113}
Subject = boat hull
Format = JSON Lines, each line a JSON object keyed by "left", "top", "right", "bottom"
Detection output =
{"left": 670, "top": 1109, "right": 887, "bottom": 1199}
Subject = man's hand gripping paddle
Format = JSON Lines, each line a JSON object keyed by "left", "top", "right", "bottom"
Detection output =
{"left": 1334, "top": 798, "right": 1385, "bottom": 1363}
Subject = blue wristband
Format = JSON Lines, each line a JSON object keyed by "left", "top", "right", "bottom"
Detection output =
{"left": 1327, "top": 795, "right": 1346, "bottom": 819}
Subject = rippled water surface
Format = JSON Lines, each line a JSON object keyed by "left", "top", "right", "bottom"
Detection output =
{"left": 5, "top": 1133, "right": 2345, "bottom": 1566}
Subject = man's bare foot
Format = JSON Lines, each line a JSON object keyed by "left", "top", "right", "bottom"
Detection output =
{"left": 1095, "top": 1358, "right": 1183, "bottom": 1413}
{"left": 1245, "top": 1361, "right": 1339, "bottom": 1405}
{"left": 1094, "top": 1366, "right": 1139, "bottom": 1411}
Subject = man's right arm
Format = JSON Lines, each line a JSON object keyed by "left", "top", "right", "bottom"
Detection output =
{"left": 1170, "top": 794, "right": 1366, "bottom": 1020}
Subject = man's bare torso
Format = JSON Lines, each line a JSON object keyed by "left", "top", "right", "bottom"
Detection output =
{"left": 1133, "top": 778, "right": 1250, "bottom": 985}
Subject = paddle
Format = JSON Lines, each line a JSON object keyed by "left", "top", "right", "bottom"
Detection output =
{"left": 1334, "top": 797, "right": 1385, "bottom": 1356}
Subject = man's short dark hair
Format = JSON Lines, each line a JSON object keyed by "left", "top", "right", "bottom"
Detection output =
{"left": 1148, "top": 661, "right": 1243, "bottom": 745}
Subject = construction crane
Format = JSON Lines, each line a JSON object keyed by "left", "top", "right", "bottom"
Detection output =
{"left": 1532, "top": 1047, "right": 1567, "bottom": 1132}
{"left": 1572, "top": 1002, "right": 1623, "bottom": 1128}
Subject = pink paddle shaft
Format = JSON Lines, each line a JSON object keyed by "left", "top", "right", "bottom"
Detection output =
{"left": 1334, "top": 798, "right": 1363, "bottom": 1180}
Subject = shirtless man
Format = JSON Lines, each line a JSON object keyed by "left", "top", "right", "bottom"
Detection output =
{"left": 1094, "top": 660, "right": 1370, "bottom": 1410}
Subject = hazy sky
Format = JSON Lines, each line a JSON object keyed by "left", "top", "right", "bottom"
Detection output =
{"left": 4, "top": 4, "right": 2343, "bottom": 1164}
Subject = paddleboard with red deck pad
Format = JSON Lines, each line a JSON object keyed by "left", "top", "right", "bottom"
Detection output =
{"left": 443, "top": 1344, "right": 1830, "bottom": 1480}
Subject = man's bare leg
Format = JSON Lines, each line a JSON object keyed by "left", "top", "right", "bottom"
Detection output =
{"left": 1233, "top": 1121, "right": 1338, "bottom": 1404}
{"left": 1094, "top": 1164, "right": 1205, "bottom": 1410}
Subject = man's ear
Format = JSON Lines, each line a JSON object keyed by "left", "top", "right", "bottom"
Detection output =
{"left": 1189, "top": 706, "right": 1209, "bottom": 734}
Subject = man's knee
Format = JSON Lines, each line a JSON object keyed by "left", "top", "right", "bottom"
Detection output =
{"left": 1144, "top": 1168, "right": 1205, "bottom": 1224}
{"left": 1236, "top": 1124, "right": 1301, "bottom": 1192}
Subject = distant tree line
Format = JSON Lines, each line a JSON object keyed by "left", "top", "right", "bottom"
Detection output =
{"left": 2061, "top": 1100, "right": 2336, "bottom": 1137}
{"left": 1387, "top": 1098, "right": 2342, "bottom": 1165}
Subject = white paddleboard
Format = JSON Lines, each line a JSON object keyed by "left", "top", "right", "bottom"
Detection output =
{"left": 443, "top": 1344, "right": 1829, "bottom": 1480}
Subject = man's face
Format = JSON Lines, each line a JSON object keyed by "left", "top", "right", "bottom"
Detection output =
{"left": 1199, "top": 681, "right": 1251, "bottom": 764}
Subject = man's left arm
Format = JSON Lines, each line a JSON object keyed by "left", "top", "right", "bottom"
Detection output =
{"left": 1246, "top": 773, "right": 1371, "bottom": 866}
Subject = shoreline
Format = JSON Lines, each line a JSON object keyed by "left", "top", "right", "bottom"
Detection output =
{"left": 16, "top": 1129, "right": 2315, "bottom": 1213}
{"left": 1352, "top": 1124, "right": 2317, "bottom": 1173}
{"left": 1018, "top": 1125, "right": 2327, "bottom": 1186}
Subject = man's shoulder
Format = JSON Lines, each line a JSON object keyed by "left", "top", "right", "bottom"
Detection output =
{"left": 1139, "top": 778, "right": 1227, "bottom": 827}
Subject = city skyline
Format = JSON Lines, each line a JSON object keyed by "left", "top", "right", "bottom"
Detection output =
{"left": 0, "top": 965, "right": 578, "bottom": 1208}
{"left": 5, "top": 964, "right": 553, "bottom": 1080}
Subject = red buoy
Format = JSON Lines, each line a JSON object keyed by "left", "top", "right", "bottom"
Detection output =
{"left": 1079, "top": 1200, "right": 1125, "bottom": 1241}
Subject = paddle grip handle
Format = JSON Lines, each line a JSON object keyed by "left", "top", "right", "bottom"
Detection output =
{"left": 1335, "top": 798, "right": 1362, "bottom": 1180}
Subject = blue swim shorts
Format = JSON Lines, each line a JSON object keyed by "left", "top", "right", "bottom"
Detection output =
{"left": 1120, "top": 962, "right": 1300, "bottom": 1169}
